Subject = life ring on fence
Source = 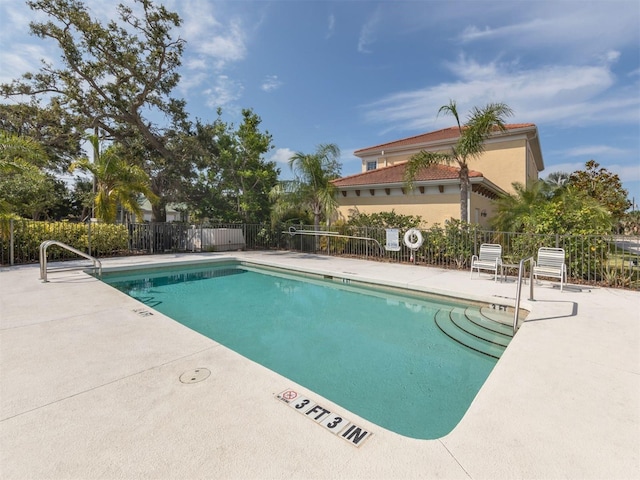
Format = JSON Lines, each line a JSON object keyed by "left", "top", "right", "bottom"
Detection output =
{"left": 403, "top": 228, "right": 424, "bottom": 249}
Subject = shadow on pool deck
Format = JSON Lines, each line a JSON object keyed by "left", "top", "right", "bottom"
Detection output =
{"left": 1, "top": 251, "right": 638, "bottom": 479}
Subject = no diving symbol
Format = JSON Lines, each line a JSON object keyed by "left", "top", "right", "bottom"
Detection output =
{"left": 282, "top": 390, "right": 297, "bottom": 401}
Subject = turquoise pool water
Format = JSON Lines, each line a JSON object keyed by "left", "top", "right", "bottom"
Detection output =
{"left": 102, "top": 262, "right": 498, "bottom": 439}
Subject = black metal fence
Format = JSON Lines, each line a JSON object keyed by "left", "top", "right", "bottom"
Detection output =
{"left": 2, "top": 219, "right": 639, "bottom": 289}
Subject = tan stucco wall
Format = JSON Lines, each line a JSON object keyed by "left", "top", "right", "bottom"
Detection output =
{"left": 336, "top": 186, "right": 495, "bottom": 227}
{"left": 359, "top": 137, "right": 538, "bottom": 195}
{"left": 351, "top": 131, "right": 542, "bottom": 226}
{"left": 465, "top": 139, "right": 529, "bottom": 194}
{"left": 469, "top": 192, "right": 496, "bottom": 228}
{"left": 361, "top": 151, "right": 418, "bottom": 171}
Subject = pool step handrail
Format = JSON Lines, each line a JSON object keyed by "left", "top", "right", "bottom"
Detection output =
{"left": 39, "top": 240, "right": 102, "bottom": 282}
{"left": 285, "top": 227, "right": 385, "bottom": 256}
{"left": 513, "top": 256, "right": 534, "bottom": 333}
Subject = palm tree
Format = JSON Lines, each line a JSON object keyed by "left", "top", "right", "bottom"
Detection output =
{"left": 70, "top": 136, "right": 156, "bottom": 223}
{"left": 271, "top": 144, "right": 341, "bottom": 231}
{"left": 404, "top": 100, "right": 513, "bottom": 222}
{"left": 544, "top": 171, "right": 571, "bottom": 197}
{"left": 490, "top": 180, "right": 548, "bottom": 232}
{"left": 545, "top": 171, "right": 571, "bottom": 188}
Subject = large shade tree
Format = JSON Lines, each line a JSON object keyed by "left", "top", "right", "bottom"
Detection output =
{"left": 0, "top": 100, "right": 83, "bottom": 173}
{"left": 568, "top": 160, "right": 631, "bottom": 221}
{"left": 0, "top": 0, "right": 192, "bottom": 221}
{"left": 404, "top": 100, "right": 513, "bottom": 223}
{"left": 182, "top": 109, "right": 278, "bottom": 223}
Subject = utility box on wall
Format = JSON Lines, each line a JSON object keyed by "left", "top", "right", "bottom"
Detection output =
{"left": 188, "top": 228, "right": 246, "bottom": 252}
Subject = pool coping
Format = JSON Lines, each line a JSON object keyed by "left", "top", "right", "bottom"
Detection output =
{"left": 1, "top": 251, "right": 638, "bottom": 479}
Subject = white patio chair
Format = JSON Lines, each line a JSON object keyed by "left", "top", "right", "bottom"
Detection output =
{"left": 533, "top": 247, "right": 567, "bottom": 291}
{"left": 470, "top": 243, "right": 503, "bottom": 282}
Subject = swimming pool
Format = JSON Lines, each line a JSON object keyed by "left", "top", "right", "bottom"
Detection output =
{"left": 101, "top": 261, "right": 511, "bottom": 439}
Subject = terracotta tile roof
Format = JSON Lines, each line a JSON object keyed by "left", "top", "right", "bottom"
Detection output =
{"left": 332, "top": 162, "right": 482, "bottom": 187}
{"left": 354, "top": 123, "right": 536, "bottom": 156}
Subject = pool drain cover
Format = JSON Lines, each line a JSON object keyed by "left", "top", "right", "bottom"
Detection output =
{"left": 179, "top": 368, "right": 211, "bottom": 384}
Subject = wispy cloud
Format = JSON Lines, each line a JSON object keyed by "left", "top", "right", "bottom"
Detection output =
{"left": 456, "top": 2, "right": 639, "bottom": 62}
{"left": 261, "top": 75, "right": 282, "bottom": 92}
{"left": 564, "top": 145, "right": 628, "bottom": 158}
{"left": 362, "top": 54, "right": 639, "bottom": 133}
{"left": 203, "top": 75, "right": 244, "bottom": 108}
{"left": 326, "top": 14, "right": 335, "bottom": 39}
{"left": 0, "top": 45, "right": 52, "bottom": 84}
{"left": 357, "top": 7, "right": 381, "bottom": 53}
{"left": 180, "top": 3, "right": 248, "bottom": 72}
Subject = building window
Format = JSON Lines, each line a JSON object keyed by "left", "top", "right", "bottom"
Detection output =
{"left": 366, "top": 161, "right": 377, "bottom": 171}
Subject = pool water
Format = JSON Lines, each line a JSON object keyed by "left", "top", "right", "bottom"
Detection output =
{"left": 103, "top": 262, "right": 498, "bottom": 439}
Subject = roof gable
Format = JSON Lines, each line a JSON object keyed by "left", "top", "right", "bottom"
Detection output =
{"left": 332, "top": 162, "right": 482, "bottom": 188}
{"left": 354, "top": 123, "right": 537, "bottom": 157}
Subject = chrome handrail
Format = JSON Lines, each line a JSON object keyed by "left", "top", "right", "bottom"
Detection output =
{"left": 39, "top": 240, "right": 102, "bottom": 282}
{"left": 285, "top": 227, "right": 385, "bottom": 256}
{"left": 513, "top": 256, "right": 534, "bottom": 333}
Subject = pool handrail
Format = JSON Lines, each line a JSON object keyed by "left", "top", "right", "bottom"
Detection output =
{"left": 39, "top": 240, "right": 102, "bottom": 282}
{"left": 513, "top": 256, "right": 534, "bottom": 333}
{"left": 285, "top": 227, "right": 385, "bottom": 256}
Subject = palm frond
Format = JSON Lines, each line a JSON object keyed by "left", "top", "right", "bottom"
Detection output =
{"left": 404, "top": 150, "right": 452, "bottom": 189}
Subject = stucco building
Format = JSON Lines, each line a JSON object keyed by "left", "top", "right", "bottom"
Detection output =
{"left": 333, "top": 124, "right": 544, "bottom": 227}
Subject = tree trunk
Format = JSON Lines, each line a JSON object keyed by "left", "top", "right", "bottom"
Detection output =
{"left": 459, "top": 165, "right": 470, "bottom": 223}
{"left": 152, "top": 201, "right": 167, "bottom": 223}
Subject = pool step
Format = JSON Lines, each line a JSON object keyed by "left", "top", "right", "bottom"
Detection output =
{"left": 480, "top": 306, "right": 515, "bottom": 326}
{"left": 434, "top": 307, "right": 514, "bottom": 359}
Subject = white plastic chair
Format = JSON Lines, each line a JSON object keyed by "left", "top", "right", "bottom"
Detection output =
{"left": 533, "top": 247, "right": 567, "bottom": 291}
{"left": 470, "top": 244, "right": 503, "bottom": 282}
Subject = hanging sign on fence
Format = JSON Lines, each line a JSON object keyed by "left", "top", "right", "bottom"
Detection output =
{"left": 385, "top": 228, "right": 400, "bottom": 251}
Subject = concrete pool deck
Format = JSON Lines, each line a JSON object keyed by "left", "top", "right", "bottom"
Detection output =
{"left": 1, "top": 251, "right": 638, "bottom": 479}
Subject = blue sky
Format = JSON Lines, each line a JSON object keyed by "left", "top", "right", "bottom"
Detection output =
{"left": 1, "top": 0, "right": 639, "bottom": 206}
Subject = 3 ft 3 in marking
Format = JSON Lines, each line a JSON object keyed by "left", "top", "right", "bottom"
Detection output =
{"left": 276, "top": 389, "right": 373, "bottom": 447}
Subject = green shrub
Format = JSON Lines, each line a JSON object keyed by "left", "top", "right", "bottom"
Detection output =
{"left": 421, "top": 219, "right": 478, "bottom": 268}
{"left": 2, "top": 219, "right": 129, "bottom": 263}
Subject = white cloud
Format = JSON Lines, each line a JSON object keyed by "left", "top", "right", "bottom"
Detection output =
{"left": 179, "top": 3, "right": 248, "bottom": 72}
{"left": 0, "top": 45, "right": 53, "bottom": 84}
{"left": 563, "top": 145, "right": 628, "bottom": 158}
{"left": 457, "top": 3, "right": 639, "bottom": 60}
{"left": 327, "top": 14, "right": 335, "bottom": 39}
{"left": 193, "top": 20, "right": 247, "bottom": 70}
{"left": 261, "top": 75, "right": 282, "bottom": 92}
{"left": 269, "top": 147, "right": 295, "bottom": 179}
{"left": 362, "top": 55, "right": 639, "bottom": 133}
{"left": 268, "top": 147, "right": 295, "bottom": 166}
{"left": 203, "top": 75, "right": 244, "bottom": 108}
{"left": 357, "top": 8, "right": 381, "bottom": 53}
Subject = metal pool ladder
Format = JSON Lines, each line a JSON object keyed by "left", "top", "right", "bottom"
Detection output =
{"left": 39, "top": 240, "right": 102, "bottom": 282}
{"left": 513, "top": 256, "right": 534, "bottom": 333}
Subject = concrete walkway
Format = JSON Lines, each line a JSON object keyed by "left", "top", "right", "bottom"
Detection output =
{"left": 1, "top": 251, "right": 638, "bottom": 480}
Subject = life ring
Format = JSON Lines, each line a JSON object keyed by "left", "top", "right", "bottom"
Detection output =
{"left": 403, "top": 228, "right": 424, "bottom": 249}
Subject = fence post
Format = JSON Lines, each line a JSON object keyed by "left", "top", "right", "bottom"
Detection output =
{"left": 150, "top": 223, "right": 154, "bottom": 254}
{"left": 87, "top": 219, "right": 92, "bottom": 256}
{"left": 473, "top": 229, "right": 477, "bottom": 256}
{"left": 9, "top": 218, "right": 14, "bottom": 266}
